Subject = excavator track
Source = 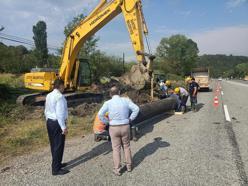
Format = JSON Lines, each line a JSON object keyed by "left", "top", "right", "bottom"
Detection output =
{"left": 17, "top": 92, "right": 104, "bottom": 107}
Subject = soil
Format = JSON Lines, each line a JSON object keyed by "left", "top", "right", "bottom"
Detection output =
{"left": 91, "top": 77, "right": 156, "bottom": 106}
{"left": 17, "top": 77, "right": 160, "bottom": 119}
{"left": 125, "top": 90, "right": 152, "bottom": 105}
{"left": 70, "top": 103, "right": 100, "bottom": 117}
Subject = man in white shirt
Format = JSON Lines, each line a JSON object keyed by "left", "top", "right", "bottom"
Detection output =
{"left": 98, "top": 86, "right": 140, "bottom": 176}
{"left": 174, "top": 87, "right": 189, "bottom": 113}
{"left": 45, "top": 79, "right": 69, "bottom": 175}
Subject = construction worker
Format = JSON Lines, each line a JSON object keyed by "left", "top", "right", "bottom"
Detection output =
{"left": 98, "top": 86, "right": 139, "bottom": 176}
{"left": 159, "top": 80, "right": 168, "bottom": 99}
{"left": 93, "top": 112, "right": 110, "bottom": 141}
{"left": 185, "top": 77, "right": 191, "bottom": 91}
{"left": 174, "top": 87, "right": 189, "bottom": 113}
{"left": 168, "top": 89, "right": 181, "bottom": 112}
{"left": 186, "top": 77, "right": 198, "bottom": 112}
{"left": 165, "top": 80, "right": 172, "bottom": 89}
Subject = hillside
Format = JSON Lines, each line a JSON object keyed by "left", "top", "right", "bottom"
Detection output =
{"left": 197, "top": 54, "right": 248, "bottom": 78}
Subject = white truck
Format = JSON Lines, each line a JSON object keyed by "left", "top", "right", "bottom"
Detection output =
{"left": 191, "top": 68, "right": 210, "bottom": 90}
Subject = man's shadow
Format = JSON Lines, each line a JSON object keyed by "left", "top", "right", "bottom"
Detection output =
{"left": 134, "top": 114, "right": 172, "bottom": 141}
{"left": 132, "top": 137, "right": 170, "bottom": 169}
{"left": 65, "top": 141, "right": 112, "bottom": 170}
{"left": 197, "top": 103, "right": 204, "bottom": 111}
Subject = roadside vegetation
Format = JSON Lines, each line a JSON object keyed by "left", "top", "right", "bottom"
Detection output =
{"left": 0, "top": 74, "right": 100, "bottom": 164}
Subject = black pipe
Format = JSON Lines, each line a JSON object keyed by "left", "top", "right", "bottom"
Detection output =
{"left": 130, "top": 97, "right": 177, "bottom": 140}
{"left": 95, "top": 97, "right": 177, "bottom": 142}
{"left": 132, "top": 97, "right": 177, "bottom": 125}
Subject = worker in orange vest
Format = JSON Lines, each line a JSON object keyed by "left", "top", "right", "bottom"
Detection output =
{"left": 93, "top": 112, "right": 110, "bottom": 141}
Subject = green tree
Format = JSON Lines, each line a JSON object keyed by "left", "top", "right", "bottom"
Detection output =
{"left": 89, "top": 50, "right": 123, "bottom": 81}
{"left": 235, "top": 63, "right": 248, "bottom": 78}
{"left": 0, "top": 43, "right": 30, "bottom": 73}
{"left": 156, "top": 34, "right": 199, "bottom": 76}
{"left": 64, "top": 14, "right": 99, "bottom": 57}
{"left": 33, "top": 21, "right": 48, "bottom": 67}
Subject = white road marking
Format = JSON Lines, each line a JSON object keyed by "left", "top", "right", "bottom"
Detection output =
{"left": 224, "top": 105, "right": 231, "bottom": 122}
{"left": 221, "top": 91, "right": 224, "bottom": 95}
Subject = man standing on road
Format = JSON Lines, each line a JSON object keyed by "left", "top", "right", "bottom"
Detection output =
{"left": 45, "top": 79, "right": 69, "bottom": 175}
{"left": 188, "top": 77, "right": 198, "bottom": 112}
{"left": 98, "top": 86, "right": 140, "bottom": 176}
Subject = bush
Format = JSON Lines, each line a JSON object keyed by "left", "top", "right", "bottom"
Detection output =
{"left": 167, "top": 73, "right": 184, "bottom": 81}
{"left": 0, "top": 74, "right": 24, "bottom": 88}
{"left": 0, "top": 84, "right": 11, "bottom": 100}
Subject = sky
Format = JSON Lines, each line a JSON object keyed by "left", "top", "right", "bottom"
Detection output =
{"left": 0, "top": 0, "right": 248, "bottom": 61}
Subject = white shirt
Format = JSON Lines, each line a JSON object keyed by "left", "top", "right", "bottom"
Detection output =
{"left": 179, "top": 87, "right": 189, "bottom": 96}
{"left": 98, "top": 95, "right": 140, "bottom": 126}
{"left": 44, "top": 89, "right": 68, "bottom": 130}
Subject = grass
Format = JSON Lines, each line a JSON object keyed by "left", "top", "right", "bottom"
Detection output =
{"left": 0, "top": 74, "right": 96, "bottom": 164}
{"left": 0, "top": 114, "right": 95, "bottom": 163}
{"left": 0, "top": 73, "right": 24, "bottom": 88}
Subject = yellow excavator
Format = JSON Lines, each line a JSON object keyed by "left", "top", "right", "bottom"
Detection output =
{"left": 17, "top": 0, "right": 155, "bottom": 105}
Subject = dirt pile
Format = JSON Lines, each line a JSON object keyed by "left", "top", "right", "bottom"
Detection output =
{"left": 92, "top": 78, "right": 153, "bottom": 105}
{"left": 124, "top": 90, "right": 152, "bottom": 105}
{"left": 70, "top": 103, "right": 100, "bottom": 117}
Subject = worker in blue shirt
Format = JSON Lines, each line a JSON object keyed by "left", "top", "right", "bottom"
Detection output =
{"left": 44, "top": 79, "right": 69, "bottom": 176}
{"left": 98, "top": 86, "right": 140, "bottom": 176}
{"left": 159, "top": 80, "right": 168, "bottom": 99}
{"left": 174, "top": 87, "right": 189, "bottom": 113}
{"left": 168, "top": 89, "right": 181, "bottom": 112}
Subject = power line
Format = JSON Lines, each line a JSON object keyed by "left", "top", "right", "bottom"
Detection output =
{"left": 0, "top": 36, "right": 35, "bottom": 47}
{"left": 0, "top": 32, "right": 60, "bottom": 51}
{"left": 0, "top": 32, "right": 60, "bottom": 49}
{"left": 0, "top": 33, "right": 34, "bottom": 44}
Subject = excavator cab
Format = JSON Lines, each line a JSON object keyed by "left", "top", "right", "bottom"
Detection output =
{"left": 77, "top": 59, "right": 92, "bottom": 87}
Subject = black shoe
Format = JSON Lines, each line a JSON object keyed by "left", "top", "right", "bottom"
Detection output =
{"left": 52, "top": 169, "right": 70, "bottom": 176}
{"left": 61, "top": 163, "right": 68, "bottom": 168}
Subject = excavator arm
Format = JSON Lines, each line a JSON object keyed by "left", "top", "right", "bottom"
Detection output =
{"left": 60, "top": 0, "right": 152, "bottom": 89}
{"left": 24, "top": 0, "right": 153, "bottom": 92}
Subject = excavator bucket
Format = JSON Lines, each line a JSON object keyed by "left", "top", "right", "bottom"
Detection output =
{"left": 118, "top": 64, "right": 150, "bottom": 90}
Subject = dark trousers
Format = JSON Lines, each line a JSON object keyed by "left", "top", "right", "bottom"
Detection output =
{"left": 190, "top": 95, "right": 197, "bottom": 104}
{"left": 190, "top": 95, "right": 197, "bottom": 110}
{"left": 46, "top": 119, "right": 65, "bottom": 172}
{"left": 181, "top": 95, "right": 188, "bottom": 107}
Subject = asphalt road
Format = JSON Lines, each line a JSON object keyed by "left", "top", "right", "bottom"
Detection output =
{"left": 0, "top": 80, "right": 248, "bottom": 186}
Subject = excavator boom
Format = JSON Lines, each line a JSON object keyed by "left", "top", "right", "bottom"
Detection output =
{"left": 60, "top": 0, "right": 151, "bottom": 89}
{"left": 21, "top": 0, "right": 154, "bottom": 105}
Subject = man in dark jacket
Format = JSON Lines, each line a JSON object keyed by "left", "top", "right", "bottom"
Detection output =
{"left": 188, "top": 77, "right": 198, "bottom": 112}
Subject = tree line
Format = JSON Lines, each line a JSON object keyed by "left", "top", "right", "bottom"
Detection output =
{"left": 197, "top": 54, "right": 248, "bottom": 78}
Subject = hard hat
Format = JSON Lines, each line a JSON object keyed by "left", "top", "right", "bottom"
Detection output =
{"left": 174, "top": 87, "right": 180, "bottom": 94}
{"left": 185, "top": 77, "right": 192, "bottom": 82}
{"left": 165, "top": 80, "right": 171, "bottom": 86}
